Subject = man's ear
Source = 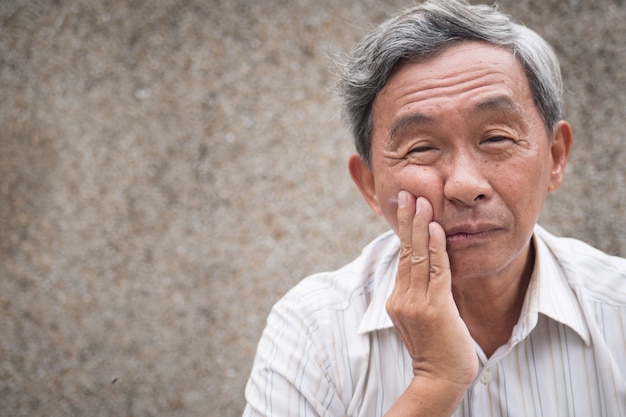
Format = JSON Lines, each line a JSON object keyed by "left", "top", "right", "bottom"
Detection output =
{"left": 547, "top": 120, "right": 573, "bottom": 192}
{"left": 348, "top": 153, "right": 383, "bottom": 216}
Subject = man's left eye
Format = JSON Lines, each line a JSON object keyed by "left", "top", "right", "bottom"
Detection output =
{"left": 482, "top": 136, "right": 517, "bottom": 147}
{"left": 484, "top": 136, "right": 510, "bottom": 143}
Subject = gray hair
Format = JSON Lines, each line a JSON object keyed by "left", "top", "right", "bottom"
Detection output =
{"left": 337, "top": 0, "right": 564, "bottom": 165}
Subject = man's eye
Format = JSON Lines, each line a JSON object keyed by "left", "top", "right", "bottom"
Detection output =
{"left": 484, "top": 136, "right": 511, "bottom": 144}
{"left": 408, "top": 146, "right": 435, "bottom": 153}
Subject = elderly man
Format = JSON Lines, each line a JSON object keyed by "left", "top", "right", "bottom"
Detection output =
{"left": 243, "top": 1, "right": 626, "bottom": 416}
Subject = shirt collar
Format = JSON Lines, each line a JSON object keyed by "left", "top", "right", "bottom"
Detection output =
{"left": 357, "top": 237, "right": 399, "bottom": 335}
{"left": 513, "top": 228, "right": 591, "bottom": 345}
{"left": 357, "top": 226, "right": 591, "bottom": 346}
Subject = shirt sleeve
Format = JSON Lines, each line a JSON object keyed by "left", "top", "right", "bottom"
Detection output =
{"left": 243, "top": 291, "right": 346, "bottom": 417}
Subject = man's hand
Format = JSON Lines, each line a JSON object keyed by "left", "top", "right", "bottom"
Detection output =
{"left": 384, "top": 190, "right": 478, "bottom": 416}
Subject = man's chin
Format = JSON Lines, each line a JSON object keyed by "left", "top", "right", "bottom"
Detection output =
{"left": 448, "top": 249, "right": 507, "bottom": 282}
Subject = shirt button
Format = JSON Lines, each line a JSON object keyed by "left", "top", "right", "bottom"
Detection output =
{"left": 480, "top": 369, "right": 492, "bottom": 384}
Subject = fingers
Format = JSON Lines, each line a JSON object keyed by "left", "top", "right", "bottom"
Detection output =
{"left": 396, "top": 191, "right": 433, "bottom": 295}
{"left": 396, "top": 191, "right": 451, "bottom": 299}
{"left": 427, "top": 221, "right": 452, "bottom": 302}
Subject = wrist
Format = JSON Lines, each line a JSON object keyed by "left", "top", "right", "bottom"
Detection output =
{"left": 404, "top": 375, "right": 470, "bottom": 414}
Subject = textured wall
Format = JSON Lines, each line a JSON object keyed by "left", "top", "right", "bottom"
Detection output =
{"left": 1, "top": 0, "right": 624, "bottom": 416}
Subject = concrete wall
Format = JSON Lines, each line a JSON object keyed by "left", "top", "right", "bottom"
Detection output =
{"left": 1, "top": 0, "right": 624, "bottom": 415}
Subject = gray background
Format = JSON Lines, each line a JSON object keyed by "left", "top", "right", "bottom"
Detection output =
{"left": 1, "top": 0, "right": 624, "bottom": 416}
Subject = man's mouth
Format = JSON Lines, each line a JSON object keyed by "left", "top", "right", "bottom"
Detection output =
{"left": 444, "top": 224, "right": 501, "bottom": 245}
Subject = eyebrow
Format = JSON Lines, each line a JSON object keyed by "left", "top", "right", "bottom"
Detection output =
{"left": 388, "top": 114, "right": 434, "bottom": 147}
{"left": 387, "top": 95, "right": 524, "bottom": 147}
{"left": 475, "top": 95, "right": 524, "bottom": 116}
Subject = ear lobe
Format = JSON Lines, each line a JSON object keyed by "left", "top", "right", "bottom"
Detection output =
{"left": 548, "top": 121, "right": 573, "bottom": 192}
{"left": 348, "top": 154, "right": 383, "bottom": 216}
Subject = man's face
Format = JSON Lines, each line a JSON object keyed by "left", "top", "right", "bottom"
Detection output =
{"left": 350, "top": 41, "right": 571, "bottom": 281}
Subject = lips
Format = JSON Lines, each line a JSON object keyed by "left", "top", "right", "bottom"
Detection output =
{"left": 443, "top": 223, "right": 502, "bottom": 245}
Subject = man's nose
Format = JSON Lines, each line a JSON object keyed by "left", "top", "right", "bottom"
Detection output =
{"left": 442, "top": 153, "right": 493, "bottom": 207}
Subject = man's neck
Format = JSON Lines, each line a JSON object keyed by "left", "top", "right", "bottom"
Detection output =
{"left": 452, "top": 242, "right": 535, "bottom": 358}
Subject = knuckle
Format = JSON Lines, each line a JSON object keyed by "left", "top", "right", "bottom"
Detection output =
{"left": 399, "top": 244, "right": 413, "bottom": 258}
{"left": 429, "top": 257, "right": 449, "bottom": 277}
{"left": 385, "top": 298, "right": 400, "bottom": 315}
{"left": 410, "top": 253, "right": 428, "bottom": 265}
{"left": 386, "top": 300, "right": 414, "bottom": 320}
{"left": 429, "top": 263, "right": 443, "bottom": 276}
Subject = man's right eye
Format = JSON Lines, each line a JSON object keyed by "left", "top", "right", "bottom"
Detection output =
{"left": 408, "top": 146, "right": 435, "bottom": 153}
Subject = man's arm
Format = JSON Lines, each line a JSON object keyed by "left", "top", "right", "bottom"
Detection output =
{"left": 383, "top": 191, "right": 478, "bottom": 416}
{"left": 243, "top": 292, "right": 345, "bottom": 417}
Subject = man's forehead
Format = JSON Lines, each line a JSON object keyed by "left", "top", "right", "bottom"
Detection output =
{"left": 374, "top": 42, "right": 533, "bottom": 118}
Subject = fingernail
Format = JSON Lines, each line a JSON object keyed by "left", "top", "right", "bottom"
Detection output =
{"left": 398, "top": 191, "right": 407, "bottom": 208}
{"left": 415, "top": 197, "right": 422, "bottom": 215}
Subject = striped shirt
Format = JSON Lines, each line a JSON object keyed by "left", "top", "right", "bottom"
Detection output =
{"left": 243, "top": 225, "right": 626, "bottom": 416}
